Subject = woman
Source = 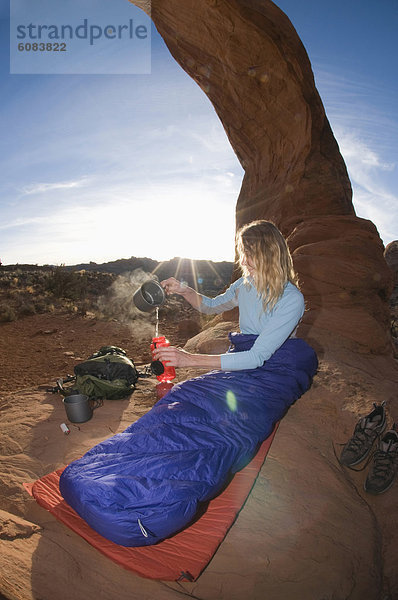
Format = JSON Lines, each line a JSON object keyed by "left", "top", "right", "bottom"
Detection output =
{"left": 60, "top": 220, "right": 317, "bottom": 547}
{"left": 154, "top": 219, "right": 305, "bottom": 371}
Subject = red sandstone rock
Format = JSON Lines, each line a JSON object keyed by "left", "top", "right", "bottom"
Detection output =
{"left": 184, "top": 320, "right": 236, "bottom": 355}
{"left": 289, "top": 215, "right": 393, "bottom": 355}
{"left": 177, "top": 318, "right": 201, "bottom": 339}
{"left": 384, "top": 241, "right": 398, "bottom": 287}
{"left": 384, "top": 240, "right": 398, "bottom": 348}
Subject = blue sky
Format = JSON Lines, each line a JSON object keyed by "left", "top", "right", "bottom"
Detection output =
{"left": 0, "top": 0, "right": 397, "bottom": 265}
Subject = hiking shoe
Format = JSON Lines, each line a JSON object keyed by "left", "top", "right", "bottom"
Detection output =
{"left": 339, "top": 403, "right": 386, "bottom": 467}
{"left": 364, "top": 426, "right": 398, "bottom": 494}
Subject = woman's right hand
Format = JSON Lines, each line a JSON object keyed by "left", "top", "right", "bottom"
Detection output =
{"left": 160, "top": 277, "right": 188, "bottom": 296}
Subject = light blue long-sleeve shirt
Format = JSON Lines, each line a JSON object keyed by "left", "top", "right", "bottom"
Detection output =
{"left": 198, "top": 278, "right": 305, "bottom": 371}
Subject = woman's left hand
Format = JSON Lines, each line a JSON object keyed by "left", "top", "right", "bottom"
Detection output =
{"left": 153, "top": 345, "right": 194, "bottom": 368}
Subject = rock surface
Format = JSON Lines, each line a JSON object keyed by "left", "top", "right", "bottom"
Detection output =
{"left": 385, "top": 241, "right": 398, "bottom": 350}
{"left": 184, "top": 320, "right": 236, "bottom": 354}
{"left": 290, "top": 216, "right": 393, "bottom": 357}
{"left": 0, "top": 510, "right": 41, "bottom": 540}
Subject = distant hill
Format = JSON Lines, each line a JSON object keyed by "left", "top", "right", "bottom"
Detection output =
{"left": 68, "top": 256, "right": 234, "bottom": 294}
{"left": 0, "top": 257, "right": 235, "bottom": 322}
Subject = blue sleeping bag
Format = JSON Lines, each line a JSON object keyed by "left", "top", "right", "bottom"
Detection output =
{"left": 59, "top": 333, "right": 317, "bottom": 546}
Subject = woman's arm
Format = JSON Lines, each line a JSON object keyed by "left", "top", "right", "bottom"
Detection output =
{"left": 161, "top": 276, "right": 240, "bottom": 314}
{"left": 160, "top": 277, "right": 203, "bottom": 310}
{"left": 152, "top": 345, "right": 221, "bottom": 369}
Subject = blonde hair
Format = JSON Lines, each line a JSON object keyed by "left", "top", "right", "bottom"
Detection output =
{"left": 236, "top": 220, "right": 299, "bottom": 311}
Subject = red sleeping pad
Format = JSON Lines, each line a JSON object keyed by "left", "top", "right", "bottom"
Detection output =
{"left": 25, "top": 424, "right": 277, "bottom": 582}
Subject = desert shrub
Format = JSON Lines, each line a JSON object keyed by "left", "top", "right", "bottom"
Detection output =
{"left": 77, "top": 298, "right": 93, "bottom": 316}
{"left": 0, "top": 278, "right": 12, "bottom": 289}
{"left": 0, "top": 267, "right": 116, "bottom": 320}
{"left": 391, "top": 317, "right": 398, "bottom": 339}
{"left": 0, "top": 304, "right": 17, "bottom": 322}
{"left": 64, "top": 301, "right": 79, "bottom": 314}
{"left": 46, "top": 267, "right": 88, "bottom": 300}
{"left": 18, "top": 302, "right": 36, "bottom": 317}
{"left": 33, "top": 297, "right": 50, "bottom": 314}
{"left": 24, "top": 273, "right": 37, "bottom": 287}
{"left": 84, "top": 272, "right": 115, "bottom": 296}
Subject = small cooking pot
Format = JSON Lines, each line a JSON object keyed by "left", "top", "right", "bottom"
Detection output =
{"left": 133, "top": 280, "right": 165, "bottom": 312}
{"left": 63, "top": 394, "right": 93, "bottom": 423}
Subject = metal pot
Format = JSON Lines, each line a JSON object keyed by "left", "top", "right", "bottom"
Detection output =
{"left": 63, "top": 394, "right": 93, "bottom": 423}
{"left": 133, "top": 280, "right": 165, "bottom": 312}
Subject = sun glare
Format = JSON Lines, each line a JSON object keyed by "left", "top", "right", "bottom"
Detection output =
{"left": 115, "top": 183, "right": 238, "bottom": 263}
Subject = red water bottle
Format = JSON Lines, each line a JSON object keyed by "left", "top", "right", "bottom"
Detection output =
{"left": 150, "top": 336, "right": 176, "bottom": 383}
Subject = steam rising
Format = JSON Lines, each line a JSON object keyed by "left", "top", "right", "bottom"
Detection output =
{"left": 97, "top": 269, "right": 158, "bottom": 339}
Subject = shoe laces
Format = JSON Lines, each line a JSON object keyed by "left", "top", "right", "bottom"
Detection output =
{"left": 343, "top": 403, "right": 386, "bottom": 450}
{"left": 344, "top": 424, "right": 378, "bottom": 452}
{"left": 333, "top": 403, "right": 387, "bottom": 471}
{"left": 368, "top": 427, "right": 398, "bottom": 478}
{"left": 335, "top": 428, "right": 384, "bottom": 472}
{"left": 369, "top": 449, "right": 397, "bottom": 480}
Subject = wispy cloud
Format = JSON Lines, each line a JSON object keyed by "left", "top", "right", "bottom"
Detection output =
{"left": 340, "top": 131, "right": 397, "bottom": 244}
{"left": 331, "top": 124, "right": 397, "bottom": 241}
{"left": 0, "top": 216, "right": 45, "bottom": 231}
{"left": 20, "top": 177, "right": 89, "bottom": 196}
{"left": 336, "top": 128, "right": 396, "bottom": 190}
{"left": 314, "top": 67, "right": 398, "bottom": 244}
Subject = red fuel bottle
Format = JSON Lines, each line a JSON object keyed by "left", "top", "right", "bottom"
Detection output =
{"left": 150, "top": 336, "right": 176, "bottom": 383}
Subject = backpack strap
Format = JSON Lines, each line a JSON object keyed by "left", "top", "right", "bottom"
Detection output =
{"left": 54, "top": 376, "right": 77, "bottom": 396}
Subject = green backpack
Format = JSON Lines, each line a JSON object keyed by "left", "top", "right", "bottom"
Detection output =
{"left": 59, "top": 346, "right": 139, "bottom": 400}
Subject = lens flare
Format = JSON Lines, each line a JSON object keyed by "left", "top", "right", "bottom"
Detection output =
{"left": 226, "top": 390, "right": 237, "bottom": 412}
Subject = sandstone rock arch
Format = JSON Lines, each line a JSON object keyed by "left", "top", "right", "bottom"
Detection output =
{"left": 131, "top": 0, "right": 393, "bottom": 358}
